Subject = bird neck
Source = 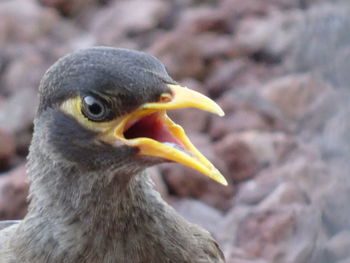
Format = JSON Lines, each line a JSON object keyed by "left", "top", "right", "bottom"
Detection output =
{"left": 26, "top": 148, "right": 166, "bottom": 230}
{"left": 17, "top": 145, "right": 179, "bottom": 262}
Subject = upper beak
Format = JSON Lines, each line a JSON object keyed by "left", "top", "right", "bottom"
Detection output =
{"left": 109, "top": 84, "right": 227, "bottom": 185}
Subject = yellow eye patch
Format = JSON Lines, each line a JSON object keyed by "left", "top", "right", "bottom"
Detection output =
{"left": 60, "top": 96, "right": 121, "bottom": 134}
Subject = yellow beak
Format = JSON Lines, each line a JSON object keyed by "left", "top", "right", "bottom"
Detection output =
{"left": 112, "top": 84, "right": 227, "bottom": 185}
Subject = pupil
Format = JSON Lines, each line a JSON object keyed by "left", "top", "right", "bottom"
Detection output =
{"left": 89, "top": 103, "right": 102, "bottom": 115}
{"left": 82, "top": 96, "right": 108, "bottom": 121}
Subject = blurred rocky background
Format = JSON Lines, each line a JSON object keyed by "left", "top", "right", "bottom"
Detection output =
{"left": 1, "top": 0, "right": 350, "bottom": 262}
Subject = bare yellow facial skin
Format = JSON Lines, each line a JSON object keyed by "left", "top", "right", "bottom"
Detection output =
{"left": 60, "top": 84, "right": 227, "bottom": 186}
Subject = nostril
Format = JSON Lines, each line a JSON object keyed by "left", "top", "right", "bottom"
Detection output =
{"left": 159, "top": 93, "right": 172, "bottom": 103}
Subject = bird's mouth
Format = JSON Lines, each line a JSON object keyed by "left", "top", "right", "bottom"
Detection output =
{"left": 113, "top": 84, "right": 227, "bottom": 185}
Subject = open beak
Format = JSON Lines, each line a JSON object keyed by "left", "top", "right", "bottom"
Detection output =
{"left": 112, "top": 84, "right": 227, "bottom": 185}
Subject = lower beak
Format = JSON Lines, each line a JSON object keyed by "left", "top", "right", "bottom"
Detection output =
{"left": 111, "top": 84, "right": 227, "bottom": 186}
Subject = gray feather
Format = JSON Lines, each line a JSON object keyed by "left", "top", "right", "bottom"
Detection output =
{"left": 0, "top": 47, "right": 225, "bottom": 263}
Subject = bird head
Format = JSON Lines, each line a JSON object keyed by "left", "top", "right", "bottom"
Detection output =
{"left": 34, "top": 47, "right": 227, "bottom": 185}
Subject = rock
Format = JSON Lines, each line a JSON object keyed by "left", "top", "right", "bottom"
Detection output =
{"left": 225, "top": 247, "right": 269, "bottom": 263}
{"left": 196, "top": 34, "right": 241, "bottom": 61}
{"left": 0, "top": 0, "right": 59, "bottom": 45}
{"left": 324, "top": 231, "right": 350, "bottom": 262}
{"left": 289, "top": 4, "right": 350, "bottom": 87}
{"left": 170, "top": 198, "right": 223, "bottom": 234}
{"left": 218, "top": 203, "right": 324, "bottom": 263}
{"left": 237, "top": 131, "right": 297, "bottom": 166}
{"left": 210, "top": 111, "right": 269, "bottom": 140}
{"left": 297, "top": 85, "right": 338, "bottom": 142}
{"left": 217, "top": 205, "right": 252, "bottom": 253}
{"left": 209, "top": 88, "right": 288, "bottom": 139}
{"left": 0, "top": 130, "right": 16, "bottom": 171}
{"left": 221, "top": 0, "right": 302, "bottom": 33}
{"left": 0, "top": 53, "right": 9, "bottom": 82}
{"left": 228, "top": 259, "right": 268, "bottom": 263}
{"left": 160, "top": 133, "right": 234, "bottom": 210}
{"left": 218, "top": 88, "right": 282, "bottom": 116}
{"left": 338, "top": 257, "right": 350, "bottom": 263}
{"left": 235, "top": 168, "right": 281, "bottom": 206}
{"left": 205, "top": 59, "right": 252, "bottom": 98}
{"left": 0, "top": 89, "right": 37, "bottom": 134}
{"left": 214, "top": 133, "right": 259, "bottom": 183}
{"left": 14, "top": 128, "right": 33, "bottom": 158}
{"left": 176, "top": 6, "right": 229, "bottom": 34}
{"left": 0, "top": 165, "right": 29, "bottom": 220}
{"left": 236, "top": 142, "right": 315, "bottom": 207}
{"left": 262, "top": 74, "right": 332, "bottom": 122}
{"left": 205, "top": 58, "right": 282, "bottom": 98}
{"left": 257, "top": 182, "right": 308, "bottom": 211}
{"left": 316, "top": 180, "right": 350, "bottom": 234}
{"left": 221, "top": 0, "right": 301, "bottom": 15}
{"left": 320, "top": 103, "right": 350, "bottom": 158}
{"left": 220, "top": 0, "right": 273, "bottom": 32}
{"left": 161, "top": 163, "right": 234, "bottom": 211}
{"left": 2, "top": 50, "right": 48, "bottom": 95}
{"left": 268, "top": 145, "right": 329, "bottom": 199}
{"left": 38, "top": 0, "right": 99, "bottom": 17}
{"left": 235, "top": 205, "right": 323, "bottom": 263}
{"left": 92, "top": 0, "right": 169, "bottom": 46}
{"left": 234, "top": 10, "right": 301, "bottom": 60}
{"left": 148, "top": 32, "right": 205, "bottom": 79}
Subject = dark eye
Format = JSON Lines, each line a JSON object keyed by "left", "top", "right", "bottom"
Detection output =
{"left": 81, "top": 95, "right": 109, "bottom": 122}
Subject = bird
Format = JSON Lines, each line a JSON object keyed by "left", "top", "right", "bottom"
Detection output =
{"left": 0, "top": 47, "right": 227, "bottom": 263}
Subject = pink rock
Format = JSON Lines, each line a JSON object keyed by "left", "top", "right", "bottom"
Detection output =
{"left": 235, "top": 167, "right": 282, "bottom": 206}
{"left": 0, "top": 0, "right": 59, "bottom": 44}
{"left": 0, "top": 89, "right": 38, "bottom": 134}
{"left": 176, "top": 6, "right": 229, "bottom": 34}
{"left": 237, "top": 131, "right": 297, "bottom": 166}
{"left": 170, "top": 198, "right": 223, "bottom": 234}
{"left": 234, "top": 205, "right": 322, "bottom": 263}
{"left": 148, "top": 33, "right": 205, "bottom": 79}
{"left": 214, "top": 133, "right": 259, "bottom": 183}
{"left": 325, "top": 231, "right": 350, "bottom": 262}
{"left": 0, "top": 165, "right": 29, "bottom": 219}
{"left": 0, "top": 129, "right": 16, "bottom": 171}
{"left": 160, "top": 133, "right": 234, "bottom": 211}
{"left": 210, "top": 111, "right": 269, "bottom": 140}
{"left": 209, "top": 88, "right": 288, "bottom": 140}
{"left": 262, "top": 74, "right": 332, "bottom": 122}
{"left": 2, "top": 51, "right": 47, "bottom": 95}
{"left": 92, "top": 0, "right": 169, "bottom": 46}
{"left": 234, "top": 10, "right": 301, "bottom": 58}
{"left": 316, "top": 179, "right": 350, "bottom": 234}
{"left": 205, "top": 60, "right": 253, "bottom": 98}
{"left": 39, "top": 0, "right": 99, "bottom": 17}
{"left": 197, "top": 34, "right": 241, "bottom": 61}
{"left": 257, "top": 182, "right": 308, "bottom": 210}
{"left": 220, "top": 0, "right": 301, "bottom": 31}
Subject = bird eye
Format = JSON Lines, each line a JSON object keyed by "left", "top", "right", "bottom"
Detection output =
{"left": 81, "top": 96, "right": 108, "bottom": 122}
